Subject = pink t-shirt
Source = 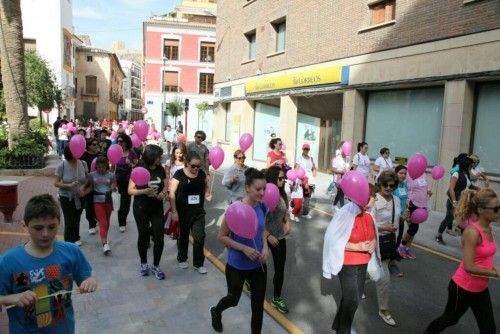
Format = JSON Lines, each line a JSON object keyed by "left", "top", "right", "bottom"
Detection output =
{"left": 406, "top": 174, "right": 428, "bottom": 208}
{"left": 452, "top": 222, "right": 497, "bottom": 292}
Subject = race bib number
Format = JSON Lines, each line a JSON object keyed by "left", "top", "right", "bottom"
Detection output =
{"left": 416, "top": 178, "right": 427, "bottom": 187}
{"left": 188, "top": 195, "right": 200, "bottom": 205}
{"left": 398, "top": 188, "right": 407, "bottom": 196}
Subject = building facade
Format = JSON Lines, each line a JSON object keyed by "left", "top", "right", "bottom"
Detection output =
{"left": 120, "top": 60, "right": 143, "bottom": 121}
{"left": 75, "top": 46, "right": 125, "bottom": 121}
{"left": 21, "top": 0, "right": 76, "bottom": 122}
{"left": 213, "top": 0, "right": 500, "bottom": 211}
{"left": 143, "top": 0, "right": 216, "bottom": 141}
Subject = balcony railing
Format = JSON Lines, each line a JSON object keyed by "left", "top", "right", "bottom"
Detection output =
{"left": 81, "top": 87, "right": 99, "bottom": 97}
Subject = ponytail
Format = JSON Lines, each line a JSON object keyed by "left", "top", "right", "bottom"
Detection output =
{"left": 455, "top": 189, "right": 476, "bottom": 224}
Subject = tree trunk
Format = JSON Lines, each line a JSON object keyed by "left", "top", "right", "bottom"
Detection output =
{"left": 0, "top": 0, "right": 29, "bottom": 149}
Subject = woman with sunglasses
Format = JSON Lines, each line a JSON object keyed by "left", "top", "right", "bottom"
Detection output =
{"left": 115, "top": 133, "right": 138, "bottom": 232}
{"left": 264, "top": 166, "right": 291, "bottom": 313}
{"left": 372, "top": 171, "right": 401, "bottom": 326}
{"left": 211, "top": 168, "right": 269, "bottom": 333}
{"left": 425, "top": 188, "right": 499, "bottom": 334}
{"left": 170, "top": 151, "right": 211, "bottom": 274}
{"left": 128, "top": 144, "right": 167, "bottom": 280}
{"left": 266, "top": 138, "right": 287, "bottom": 168}
{"left": 81, "top": 138, "right": 101, "bottom": 235}
{"left": 222, "top": 149, "right": 248, "bottom": 204}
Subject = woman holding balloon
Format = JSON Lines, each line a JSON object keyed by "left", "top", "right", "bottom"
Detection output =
{"left": 115, "top": 133, "right": 138, "bottom": 232}
{"left": 211, "top": 168, "right": 269, "bottom": 334}
{"left": 222, "top": 149, "right": 248, "bottom": 204}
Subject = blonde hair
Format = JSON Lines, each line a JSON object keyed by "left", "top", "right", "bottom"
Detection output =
{"left": 455, "top": 188, "right": 497, "bottom": 223}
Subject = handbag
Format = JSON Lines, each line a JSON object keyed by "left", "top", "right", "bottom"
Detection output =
{"left": 378, "top": 196, "right": 397, "bottom": 261}
{"left": 367, "top": 252, "right": 384, "bottom": 282}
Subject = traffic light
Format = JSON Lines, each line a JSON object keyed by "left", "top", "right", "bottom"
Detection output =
{"left": 184, "top": 99, "right": 189, "bottom": 112}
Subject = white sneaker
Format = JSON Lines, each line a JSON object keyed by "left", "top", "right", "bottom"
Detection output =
{"left": 294, "top": 216, "right": 300, "bottom": 222}
{"left": 178, "top": 261, "right": 189, "bottom": 269}
{"left": 88, "top": 228, "right": 96, "bottom": 235}
{"left": 301, "top": 214, "right": 312, "bottom": 219}
{"left": 197, "top": 266, "right": 207, "bottom": 274}
{"left": 103, "top": 243, "right": 111, "bottom": 255}
{"left": 75, "top": 240, "right": 82, "bottom": 247}
{"left": 119, "top": 226, "right": 126, "bottom": 233}
{"left": 289, "top": 212, "right": 295, "bottom": 221}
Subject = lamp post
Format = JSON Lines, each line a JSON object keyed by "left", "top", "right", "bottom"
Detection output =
{"left": 162, "top": 56, "right": 168, "bottom": 131}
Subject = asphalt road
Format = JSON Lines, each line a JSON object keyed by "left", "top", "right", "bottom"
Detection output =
{"left": 203, "top": 172, "right": 500, "bottom": 334}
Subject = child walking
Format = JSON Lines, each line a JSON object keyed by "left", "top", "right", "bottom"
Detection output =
{"left": 90, "top": 156, "right": 117, "bottom": 254}
{"left": 288, "top": 175, "right": 303, "bottom": 222}
{"left": 0, "top": 194, "right": 97, "bottom": 333}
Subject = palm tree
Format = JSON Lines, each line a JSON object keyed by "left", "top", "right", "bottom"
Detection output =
{"left": 0, "top": 0, "right": 29, "bottom": 149}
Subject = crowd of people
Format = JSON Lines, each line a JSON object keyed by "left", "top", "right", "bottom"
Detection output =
{"left": 0, "top": 122, "right": 497, "bottom": 334}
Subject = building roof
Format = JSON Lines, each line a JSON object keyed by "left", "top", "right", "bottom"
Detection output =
{"left": 76, "top": 46, "right": 126, "bottom": 78}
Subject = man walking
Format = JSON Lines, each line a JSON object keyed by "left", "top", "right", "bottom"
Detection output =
{"left": 163, "top": 124, "right": 176, "bottom": 159}
{"left": 187, "top": 130, "right": 209, "bottom": 174}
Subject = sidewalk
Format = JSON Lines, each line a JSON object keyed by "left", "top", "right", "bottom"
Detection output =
{"left": 0, "top": 176, "right": 286, "bottom": 334}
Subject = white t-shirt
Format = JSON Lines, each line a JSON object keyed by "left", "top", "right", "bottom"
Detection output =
{"left": 164, "top": 129, "right": 176, "bottom": 143}
{"left": 297, "top": 155, "right": 315, "bottom": 184}
{"left": 58, "top": 127, "right": 68, "bottom": 141}
{"left": 332, "top": 156, "right": 350, "bottom": 183}
{"left": 374, "top": 156, "right": 393, "bottom": 179}
{"left": 353, "top": 153, "right": 370, "bottom": 178}
{"left": 470, "top": 166, "right": 483, "bottom": 187}
{"left": 289, "top": 179, "right": 303, "bottom": 199}
{"left": 373, "top": 193, "right": 401, "bottom": 236}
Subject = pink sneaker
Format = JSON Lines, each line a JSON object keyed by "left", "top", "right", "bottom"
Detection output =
{"left": 397, "top": 245, "right": 409, "bottom": 259}
{"left": 405, "top": 247, "right": 416, "bottom": 260}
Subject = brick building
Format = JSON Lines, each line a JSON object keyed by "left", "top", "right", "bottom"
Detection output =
{"left": 142, "top": 0, "right": 217, "bottom": 141}
{"left": 213, "top": 0, "right": 500, "bottom": 210}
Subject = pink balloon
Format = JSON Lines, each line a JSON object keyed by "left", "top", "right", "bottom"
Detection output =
{"left": 134, "top": 120, "right": 149, "bottom": 141}
{"left": 107, "top": 144, "right": 123, "bottom": 165}
{"left": 90, "top": 157, "right": 97, "bottom": 172}
{"left": 239, "top": 133, "right": 254, "bottom": 153}
{"left": 61, "top": 124, "right": 68, "bottom": 129}
{"left": 177, "top": 133, "right": 187, "bottom": 144}
{"left": 339, "top": 171, "right": 369, "bottom": 207}
{"left": 153, "top": 131, "right": 160, "bottom": 140}
{"left": 262, "top": 183, "right": 280, "bottom": 212}
{"left": 342, "top": 140, "right": 352, "bottom": 156}
{"left": 131, "top": 167, "right": 151, "bottom": 186}
{"left": 69, "top": 134, "right": 86, "bottom": 159}
{"left": 286, "top": 169, "right": 297, "bottom": 181}
{"left": 296, "top": 168, "right": 305, "bottom": 179}
{"left": 431, "top": 165, "right": 445, "bottom": 180}
{"left": 411, "top": 208, "right": 429, "bottom": 224}
{"left": 209, "top": 146, "right": 225, "bottom": 169}
{"left": 225, "top": 201, "right": 258, "bottom": 239}
{"left": 281, "top": 143, "right": 286, "bottom": 151}
{"left": 67, "top": 122, "right": 74, "bottom": 128}
{"left": 408, "top": 153, "right": 428, "bottom": 179}
{"left": 110, "top": 130, "right": 117, "bottom": 140}
{"left": 130, "top": 134, "right": 141, "bottom": 148}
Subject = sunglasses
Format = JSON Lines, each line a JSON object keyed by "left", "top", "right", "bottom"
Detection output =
{"left": 196, "top": 136, "right": 205, "bottom": 140}
{"left": 278, "top": 177, "right": 285, "bottom": 181}
{"left": 482, "top": 206, "right": 500, "bottom": 213}
{"left": 190, "top": 164, "right": 201, "bottom": 169}
{"left": 236, "top": 156, "right": 246, "bottom": 160}
{"left": 303, "top": 148, "right": 310, "bottom": 151}
{"left": 381, "top": 183, "right": 395, "bottom": 189}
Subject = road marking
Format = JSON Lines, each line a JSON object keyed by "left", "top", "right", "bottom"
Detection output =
{"left": 0, "top": 231, "right": 64, "bottom": 240}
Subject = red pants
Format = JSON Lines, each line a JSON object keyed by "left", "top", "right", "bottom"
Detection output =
{"left": 94, "top": 202, "right": 113, "bottom": 241}
{"left": 291, "top": 198, "right": 303, "bottom": 217}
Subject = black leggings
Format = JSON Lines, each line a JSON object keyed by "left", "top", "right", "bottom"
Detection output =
{"left": 59, "top": 196, "right": 83, "bottom": 243}
{"left": 425, "top": 279, "right": 496, "bottom": 334}
{"left": 334, "top": 188, "right": 345, "bottom": 207}
{"left": 117, "top": 181, "right": 131, "bottom": 227}
{"left": 84, "top": 193, "right": 97, "bottom": 229}
{"left": 438, "top": 199, "right": 454, "bottom": 234}
{"left": 133, "top": 199, "right": 164, "bottom": 266}
{"left": 401, "top": 202, "right": 421, "bottom": 245}
{"left": 269, "top": 238, "right": 286, "bottom": 298}
{"left": 213, "top": 263, "right": 267, "bottom": 334}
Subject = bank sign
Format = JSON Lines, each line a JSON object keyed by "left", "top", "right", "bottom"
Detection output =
{"left": 245, "top": 64, "right": 349, "bottom": 94}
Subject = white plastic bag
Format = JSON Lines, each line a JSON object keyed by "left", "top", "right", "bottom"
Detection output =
{"left": 367, "top": 252, "right": 384, "bottom": 282}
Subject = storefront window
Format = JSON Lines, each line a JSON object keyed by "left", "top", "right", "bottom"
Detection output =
{"left": 296, "top": 113, "right": 320, "bottom": 165}
{"left": 365, "top": 87, "right": 444, "bottom": 166}
{"left": 253, "top": 102, "right": 280, "bottom": 161}
{"left": 473, "top": 82, "right": 500, "bottom": 175}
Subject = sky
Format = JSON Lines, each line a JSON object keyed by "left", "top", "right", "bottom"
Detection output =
{"left": 73, "top": 0, "right": 179, "bottom": 50}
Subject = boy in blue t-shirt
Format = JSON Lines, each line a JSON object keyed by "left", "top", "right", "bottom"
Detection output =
{"left": 0, "top": 194, "right": 97, "bottom": 333}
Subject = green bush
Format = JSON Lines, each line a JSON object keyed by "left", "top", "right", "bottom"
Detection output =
{"left": 0, "top": 132, "right": 47, "bottom": 169}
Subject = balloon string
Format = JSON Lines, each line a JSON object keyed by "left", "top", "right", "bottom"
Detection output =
{"left": 5, "top": 289, "right": 80, "bottom": 310}
{"left": 210, "top": 170, "right": 216, "bottom": 195}
{"left": 252, "top": 238, "right": 265, "bottom": 273}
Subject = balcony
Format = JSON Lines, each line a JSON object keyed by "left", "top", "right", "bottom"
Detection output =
{"left": 81, "top": 87, "right": 99, "bottom": 97}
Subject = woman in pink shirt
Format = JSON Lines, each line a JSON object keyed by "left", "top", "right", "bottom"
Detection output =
{"left": 425, "top": 188, "right": 499, "bottom": 334}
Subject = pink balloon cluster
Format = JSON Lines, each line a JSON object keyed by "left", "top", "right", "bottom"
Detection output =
{"left": 339, "top": 171, "right": 369, "bottom": 207}
{"left": 286, "top": 169, "right": 297, "bottom": 182}
{"left": 209, "top": 146, "right": 225, "bottom": 169}
{"left": 69, "top": 134, "right": 86, "bottom": 159}
{"left": 131, "top": 134, "right": 142, "bottom": 148}
{"left": 131, "top": 167, "right": 150, "bottom": 186}
{"left": 225, "top": 201, "right": 258, "bottom": 239}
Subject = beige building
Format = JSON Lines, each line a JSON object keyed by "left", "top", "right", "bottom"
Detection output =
{"left": 212, "top": 0, "right": 500, "bottom": 211}
{"left": 75, "top": 46, "right": 125, "bottom": 121}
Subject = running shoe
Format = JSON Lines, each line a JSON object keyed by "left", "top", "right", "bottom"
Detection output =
{"left": 178, "top": 261, "right": 189, "bottom": 269}
{"left": 435, "top": 236, "right": 446, "bottom": 245}
{"left": 151, "top": 266, "right": 165, "bottom": 280}
{"left": 139, "top": 263, "right": 149, "bottom": 276}
{"left": 271, "top": 297, "right": 289, "bottom": 314}
{"left": 397, "top": 245, "right": 409, "bottom": 259}
{"left": 196, "top": 266, "right": 207, "bottom": 274}
{"left": 301, "top": 214, "right": 312, "bottom": 219}
{"left": 103, "top": 243, "right": 111, "bottom": 255}
{"left": 88, "top": 228, "right": 96, "bottom": 235}
{"left": 119, "top": 226, "right": 126, "bottom": 233}
{"left": 405, "top": 247, "right": 416, "bottom": 260}
{"left": 378, "top": 311, "right": 396, "bottom": 326}
{"left": 210, "top": 307, "right": 223, "bottom": 332}
{"left": 389, "top": 262, "right": 403, "bottom": 277}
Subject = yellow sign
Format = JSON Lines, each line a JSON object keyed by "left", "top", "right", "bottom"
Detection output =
{"left": 245, "top": 65, "right": 343, "bottom": 94}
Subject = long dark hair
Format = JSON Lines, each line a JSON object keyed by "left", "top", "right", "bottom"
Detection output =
{"left": 142, "top": 144, "right": 163, "bottom": 168}
{"left": 265, "top": 166, "right": 288, "bottom": 208}
{"left": 244, "top": 167, "right": 265, "bottom": 187}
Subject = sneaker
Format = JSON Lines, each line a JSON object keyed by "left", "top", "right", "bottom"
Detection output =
{"left": 151, "top": 266, "right": 165, "bottom": 280}
{"left": 119, "top": 226, "right": 126, "bottom": 233}
{"left": 178, "top": 261, "right": 189, "bottom": 269}
{"left": 294, "top": 216, "right": 300, "bottom": 222}
{"left": 361, "top": 293, "right": 366, "bottom": 299}
{"left": 139, "top": 263, "right": 149, "bottom": 276}
{"left": 389, "top": 262, "right": 403, "bottom": 277}
{"left": 103, "top": 243, "right": 111, "bottom": 255}
{"left": 436, "top": 236, "right": 446, "bottom": 245}
{"left": 271, "top": 297, "right": 289, "bottom": 314}
{"left": 405, "top": 248, "right": 416, "bottom": 260}
{"left": 378, "top": 311, "right": 396, "bottom": 326}
{"left": 210, "top": 307, "right": 223, "bottom": 332}
{"left": 88, "top": 228, "right": 96, "bottom": 235}
{"left": 74, "top": 240, "right": 82, "bottom": 247}
{"left": 397, "top": 245, "right": 409, "bottom": 259}
{"left": 301, "top": 214, "right": 312, "bottom": 219}
{"left": 446, "top": 228, "right": 458, "bottom": 236}
{"left": 289, "top": 212, "right": 295, "bottom": 221}
{"left": 196, "top": 266, "right": 207, "bottom": 274}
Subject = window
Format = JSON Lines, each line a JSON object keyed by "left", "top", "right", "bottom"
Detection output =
{"left": 199, "top": 73, "right": 214, "bottom": 94}
{"left": 163, "top": 39, "right": 179, "bottom": 60}
{"left": 273, "top": 20, "right": 286, "bottom": 52}
{"left": 83, "top": 102, "right": 96, "bottom": 119}
{"left": 224, "top": 103, "right": 232, "bottom": 142}
{"left": 473, "top": 82, "right": 500, "bottom": 174}
{"left": 369, "top": 0, "right": 395, "bottom": 25}
{"left": 200, "top": 42, "right": 215, "bottom": 62}
{"left": 163, "top": 71, "right": 178, "bottom": 92}
{"left": 85, "top": 75, "right": 97, "bottom": 95}
{"left": 365, "top": 87, "right": 444, "bottom": 165}
{"left": 245, "top": 31, "right": 256, "bottom": 60}
{"left": 86, "top": 55, "right": 93, "bottom": 62}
